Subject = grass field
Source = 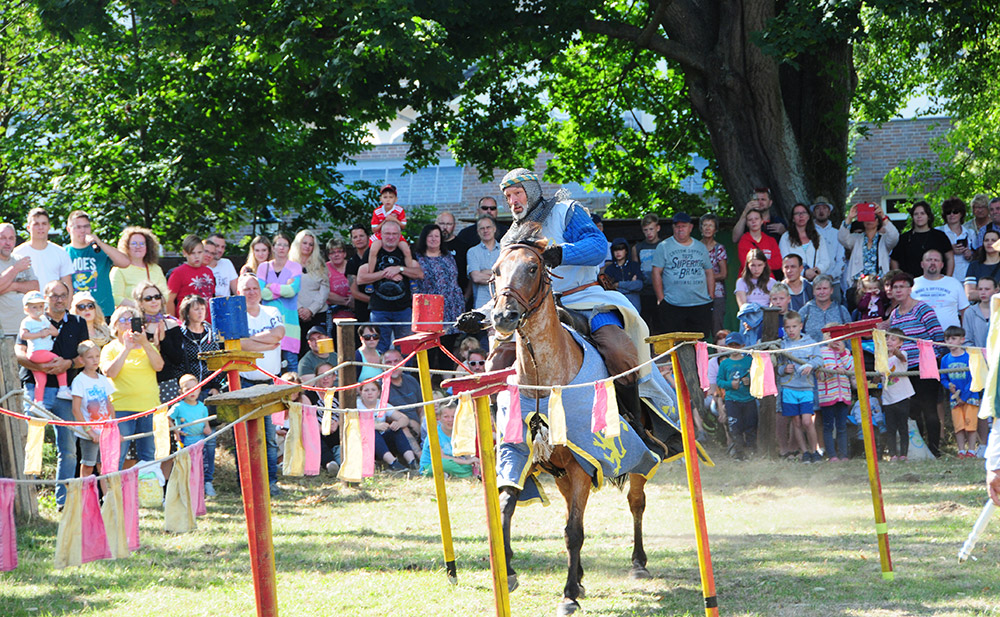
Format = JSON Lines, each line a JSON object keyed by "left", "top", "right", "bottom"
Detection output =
{"left": 3, "top": 447, "right": 1000, "bottom": 617}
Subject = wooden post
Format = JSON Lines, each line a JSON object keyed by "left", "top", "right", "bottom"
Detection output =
{"left": 647, "top": 332, "right": 718, "bottom": 617}
{"left": 0, "top": 337, "right": 37, "bottom": 521}
{"left": 757, "top": 307, "right": 781, "bottom": 458}
{"left": 334, "top": 319, "right": 358, "bottom": 411}
{"left": 442, "top": 368, "right": 517, "bottom": 617}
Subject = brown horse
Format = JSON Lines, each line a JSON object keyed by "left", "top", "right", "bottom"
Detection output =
{"left": 490, "top": 231, "right": 651, "bottom": 617}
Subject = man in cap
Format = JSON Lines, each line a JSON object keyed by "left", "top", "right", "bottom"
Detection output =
{"left": 651, "top": 212, "right": 715, "bottom": 341}
{"left": 809, "top": 197, "right": 845, "bottom": 300}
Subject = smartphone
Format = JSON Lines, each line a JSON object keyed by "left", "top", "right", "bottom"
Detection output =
{"left": 956, "top": 238, "right": 968, "bottom": 248}
{"left": 857, "top": 202, "right": 876, "bottom": 222}
{"left": 130, "top": 317, "right": 144, "bottom": 333}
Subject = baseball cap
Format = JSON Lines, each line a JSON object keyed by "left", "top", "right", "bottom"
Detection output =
{"left": 672, "top": 212, "right": 692, "bottom": 224}
{"left": 725, "top": 331, "right": 745, "bottom": 347}
{"left": 307, "top": 326, "right": 328, "bottom": 338}
{"left": 379, "top": 183, "right": 397, "bottom": 196}
{"left": 810, "top": 197, "right": 832, "bottom": 213}
{"left": 22, "top": 290, "right": 45, "bottom": 306}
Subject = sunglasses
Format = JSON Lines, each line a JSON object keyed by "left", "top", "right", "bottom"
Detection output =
{"left": 129, "top": 241, "right": 146, "bottom": 247}
{"left": 142, "top": 294, "right": 162, "bottom": 302}
{"left": 480, "top": 205, "right": 498, "bottom": 211}
{"left": 75, "top": 303, "right": 96, "bottom": 311}
{"left": 361, "top": 334, "right": 380, "bottom": 341}
{"left": 468, "top": 360, "right": 485, "bottom": 366}
{"left": 117, "top": 316, "right": 132, "bottom": 324}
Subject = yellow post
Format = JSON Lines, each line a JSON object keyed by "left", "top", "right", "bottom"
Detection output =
{"left": 648, "top": 332, "right": 718, "bottom": 617}
{"left": 475, "top": 395, "right": 511, "bottom": 617}
{"left": 415, "top": 348, "right": 457, "bottom": 583}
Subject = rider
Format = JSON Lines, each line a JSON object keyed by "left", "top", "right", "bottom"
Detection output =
{"left": 458, "top": 168, "right": 641, "bottom": 384}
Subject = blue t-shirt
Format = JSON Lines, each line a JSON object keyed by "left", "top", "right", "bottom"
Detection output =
{"left": 941, "top": 351, "right": 978, "bottom": 406}
{"left": 66, "top": 245, "right": 115, "bottom": 317}
{"left": 169, "top": 400, "right": 210, "bottom": 442}
{"left": 651, "top": 237, "right": 712, "bottom": 307}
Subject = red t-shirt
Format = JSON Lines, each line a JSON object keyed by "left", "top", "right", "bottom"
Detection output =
{"left": 737, "top": 232, "right": 782, "bottom": 275}
{"left": 167, "top": 264, "right": 216, "bottom": 319}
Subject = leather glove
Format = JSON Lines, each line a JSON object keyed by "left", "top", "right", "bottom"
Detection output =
{"left": 456, "top": 311, "right": 488, "bottom": 334}
{"left": 542, "top": 244, "right": 563, "bottom": 268}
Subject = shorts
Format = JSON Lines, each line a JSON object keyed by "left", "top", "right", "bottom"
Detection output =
{"left": 781, "top": 389, "right": 815, "bottom": 417}
{"left": 80, "top": 437, "right": 101, "bottom": 466}
{"left": 951, "top": 403, "right": 980, "bottom": 433}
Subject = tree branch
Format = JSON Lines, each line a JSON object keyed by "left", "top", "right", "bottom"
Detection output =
{"left": 582, "top": 16, "right": 705, "bottom": 73}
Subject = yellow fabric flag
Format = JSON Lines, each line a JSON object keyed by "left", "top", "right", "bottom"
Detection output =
{"left": 24, "top": 418, "right": 47, "bottom": 476}
{"left": 970, "top": 348, "right": 988, "bottom": 393}
{"left": 164, "top": 449, "right": 196, "bottom": 533}
{"left": 54, "top": 479, "right": 83, "bottom": 569}
{"left": 153, "top": 407, "right": 170, "bottom": 460}
{"left": 321, "top": 407, "right": 333, "bottom": 436}
{"left": 101, "top": 474, "right": 130, "bottom": 559}
{"left": 283, "top": 402, "right": 305, "bottom": 477}
{"left": 873, "top": 329, "right": 890, "bottom": 375}
{"left": 749, "top": 352, "right": 777, "bottom": 399}
{"left": 452, "top": 393, "right": 477, "bottom": 456}
{"left": 338, "top": 411, "right": 363, "bottom": 482}
{"left": 604, "top": 379, "right": 621, "bottom": 439}
{"left": 548, "top": 386, "right": 568, "bottom": 445}
{"left": 982, "top": 295, "right": 1000, "bottom": 418}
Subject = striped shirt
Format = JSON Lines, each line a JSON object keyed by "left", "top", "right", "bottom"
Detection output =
{"left": 888, "top": 300, "right": 944, "bottom": 369}
{"left": 818, "top": 347, "right": 853, "bottom": 406}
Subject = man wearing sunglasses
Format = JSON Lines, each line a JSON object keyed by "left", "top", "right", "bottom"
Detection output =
{"left": 14, "top": 280, "right": 89, "bottom": 510}
{"left": 457, "top": 196, "right": 510, "bottom": 249}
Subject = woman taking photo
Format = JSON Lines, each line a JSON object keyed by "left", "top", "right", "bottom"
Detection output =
{"left": 100, "top": 306, "right": 163, "bottom": 468}
{"left": 110, "top": 227, "right": 167, "bottom": 306}
{"left": 70, "top": 291, "right": 112, "bottom": 348}
{"left": 839, "top": 201, "right": 899, "bottom": 288}
{"left": 178, "top": 295, "right": 222, "bottom": 401}
{"left": 290, "top": 229, "right": 330, "bottom": 351}
{"left": 258, "top": 232, "right": 302, "bottom": 373}
{"left": 779, "top": 203, "right": 831, "bottom": 281}
{"left": 325, "top": 237, "right": 354, "bottom": 321}
{"left": 241, "top": 236, "right": 272, "bottom": 277}
{"left": 938, "top": 197, "right": 974, "bottom": 282}
{"left": 132, "top": 281, "right": 184, "bottom": 403}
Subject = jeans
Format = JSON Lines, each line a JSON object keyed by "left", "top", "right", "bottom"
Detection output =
{"left": 820, "top": 402, "right": 850, "bottom": 459}
{"left": 182, "top": 434, "right": 217, "bottom": 483}
{"left": 281, "top": 349, "right": 299, "bottom": 375}
{"left": 117, "top": 410, "right": 155, "bottom": 469}
{"left": 26, "top": 384, "right": 76, "bottom": 507}
{"left": 370, "top": 308, "right": 413, "bottom": 354}
{"left": 240, "top": 377, "right": 278, "bottom": 484}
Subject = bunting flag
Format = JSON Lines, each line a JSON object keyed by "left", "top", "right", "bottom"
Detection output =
{"left": 164, "top": 449, "right": 196, "bottom": 533}
{"left": 548, "top": 386, "right": 568, "bottom": 445}
{"left": 872, "top": 329, "right": 890, "bottom": 375}
{"left": 750, "top": 352, "right": 778, "bottom": 398}
{"left": 338, "top": 411, "right": 363, "bottom": 482}
{"left": 54, "top": 479, "right": 83, "bottom": 569}
{"left": 696, "top": 342, "right": 710, "bottom": 391}
{"left": 188, "top": 441, "right": 206, "bottom": 517}
{"left": 321, "top": 406, "right": 333, "bottom": 436}
{"left": 100, "top": 422, "right": 121, "bottom": 474}
{"left": 592, "top": 381, "right": 608, "bottom": 434}
{"left": 971, "top": 348, "right": 989, "bottom": 393}
{"left": 121, "top": 468, "right": 140, "bottom": 551}
{"left": 24, "top": 418, "right": 46, "bottom": 476}
{"left": 283, "top": 402, "right": 305, "bottom": 477}
{"left": 270, "top": 410, "right": 287, "bottom": 428}
{"left": 604, "top": 379, "right": 621, "bottom": 438}
{"left": 101, "top": 473, "right": 130, "bottom": 559}
{"left": 379, "top": 373, "right": 392, "bottom": 411}
{"left": 981, "top": 295, "right": 1000, "bottom": 418}
{"left": 302, "top": 405, "right": 321, "bottom": 476}
{"left": 452, "top": 393, "right": 477, "bottom": 456}
{"left": 153, "top": 407, "right": 171, "bottom": 460}
{"left": 0, "top": 479, "right": 17, "bottom": 572}
{"left": 917, "top": 340, "right": 940, "bottom": 379}
{"left": 503, "top": 384, "right": 523, "bottom": 444}
{"left": 80, "top": 477, "right": 110, "bottom": 565}
{"left": 359, "top": 410, "right": 375, "bottom": 478}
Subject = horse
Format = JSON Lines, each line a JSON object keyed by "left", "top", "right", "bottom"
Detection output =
{"left": 489, "top": 228, "right": 659, "bottom": 616}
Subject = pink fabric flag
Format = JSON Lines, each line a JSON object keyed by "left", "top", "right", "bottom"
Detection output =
{"left": 696, "top": 341, "right": 710, "bottom": 391}
{"left": 761, "top": 354, "right": 778, "bottom": 397}
{"left": 80, "top": 477, "right": 110, "bottom": 565}
{"left": 359, "top": 411, "right": 375, "bottom": 477}
{"left": 188, "top": 442, "right": 206, "bottom": 517}
{"left": 918, "top": 340, "right": 940, "bottom": 379}
{"left": 100, "top": 422, "right": 121, "bottom": 474}
{"left": 504, "top": 384, "right": 523, "bottom": 444}
{"left": 0, "top": 479, "right": 17, "bottom": 572}
{"left": 379, "top": 373, "right": 392, "bottom": 411}
{"left": 270, "top": 410, "right": 286, "bottom": 428}
{"left": 592, "top": 381, "right": 608, "bottom": 434}
{"left": 121, "top": 468, "right": 140, "bottom": 551}
{"left": 302, "top": 405, "right": 321, "bottom": 476}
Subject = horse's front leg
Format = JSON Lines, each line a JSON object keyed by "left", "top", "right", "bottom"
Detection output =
{"left": 499, "top": 485, "right": 520, "bottom": 592}
{"left": 627, "top": 473, "right": 651, "bottom": 579}
{"left": 554, "top": 463, "right": 592, "bottom": 616}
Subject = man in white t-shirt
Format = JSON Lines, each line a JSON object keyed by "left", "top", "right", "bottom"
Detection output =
{"left": 912, "top": 249, "right": 969, "bottom": 329}
{"left": 12, "top": 208, "right": 72, "bottom": 292}
{"left": 810, "top": 197, "right": 846, "bottom": 300}
{"left": 237, "top": 274, "right": 285, "bottom": 494}
{"left": 204, "top": 233, "right": 238, "bottom": 297}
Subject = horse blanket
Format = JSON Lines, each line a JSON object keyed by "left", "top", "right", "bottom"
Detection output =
{"left": 496, "top": 328, "right": 661, "bottom": 505}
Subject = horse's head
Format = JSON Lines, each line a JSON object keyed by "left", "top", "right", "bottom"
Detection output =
{"left": 491, "top": 224, "right": 551, "bottom": 336}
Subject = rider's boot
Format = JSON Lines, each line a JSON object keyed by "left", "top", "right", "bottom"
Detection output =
{"left": 590, "top": 325, "right": 639, "bottom": 386}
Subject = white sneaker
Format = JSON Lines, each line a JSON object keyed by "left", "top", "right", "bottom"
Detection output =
{"left": 204, "top": 482, "right": 216, "bottom": 497}
{"left": 326, "top": 460, "right": 340, "bottom": 475}
{"left": 56, "top": 386, "right": 73, "bottom": 400}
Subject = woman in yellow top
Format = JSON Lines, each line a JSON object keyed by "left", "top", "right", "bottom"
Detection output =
{"left": 100, "top": 305, "right": 163, "bottom": 468}
{"left": 110, "top": 226, "right": 168, "bottom": 307}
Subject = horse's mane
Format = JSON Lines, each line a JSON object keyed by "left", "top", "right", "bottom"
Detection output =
{"left": 507, "top": 221, "right": 549, "bottom": 250}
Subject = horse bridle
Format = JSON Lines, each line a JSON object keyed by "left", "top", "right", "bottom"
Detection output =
{"left": 489, "top": 243, "right": 553, "bottom": 325}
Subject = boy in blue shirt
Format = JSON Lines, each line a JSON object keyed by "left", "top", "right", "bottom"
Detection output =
{"left": 717, "top": 332, "right": 755, "bottom": 459}
{"left": 776, "top": 311, "right": 823, "bottom": 463}
{"left": 169, "top": 374, "right": 217, "bottom": 496}
{"left": 940, "top": 326, "right": 980, "bottom": 458}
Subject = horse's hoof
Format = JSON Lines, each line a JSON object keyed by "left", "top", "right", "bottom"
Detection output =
{"left": 629, "top": 565, "right": 651, "bottom": 580}
{"left": 507, "top": 574, "right": 519, "bottom": 593}
{"left": 577, "top": 584, "right": 585, "bottom": 599}
{"left": 556, "top": 599, "right": 580, "bottom": 616}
